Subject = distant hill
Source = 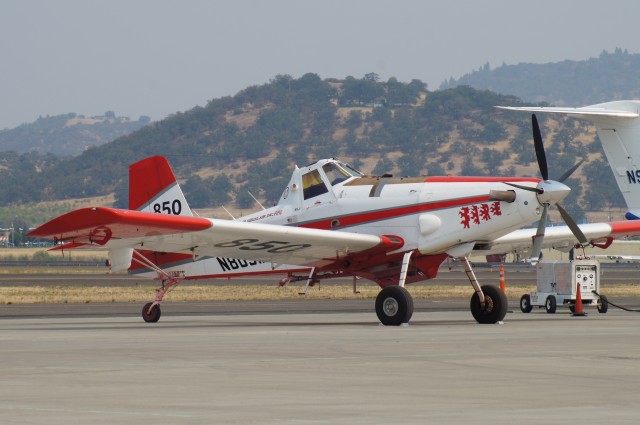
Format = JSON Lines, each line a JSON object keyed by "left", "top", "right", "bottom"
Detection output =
{"left": 0, "top": 112, "right": 150, "bottom": 156}
{"left": 0, "top": 75, "right": 624, "bottom": 233}
{"left": 440, "top": 48, "right": 640, "bottom": 106}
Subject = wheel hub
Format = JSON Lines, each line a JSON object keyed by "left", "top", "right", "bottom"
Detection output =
{"left": 483, "top": 296, "right": 494, "bottom": 313}
{"left": 382, "top": 297, "right": 399, "bottom": 316}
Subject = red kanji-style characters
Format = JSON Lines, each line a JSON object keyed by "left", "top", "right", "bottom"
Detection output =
{"left": 459, "top": 201, "right": 504, "bottom": 229}
{"left": 470, "top": 205, "right": 480, "bottom": 225}
{"left": 490, "top": 201, "right": 502, "bottom": 216}
{"left": 479, "top": 203, "right": 491, "bottom": 221}
{"left": 459, "top": 206, "right": 471, "bottom": 228}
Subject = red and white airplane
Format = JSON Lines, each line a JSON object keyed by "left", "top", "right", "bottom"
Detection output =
{"left": 28, "top": 115, "right": 640, "bottom": 325}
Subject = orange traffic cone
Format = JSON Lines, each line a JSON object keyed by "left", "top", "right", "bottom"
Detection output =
{"left": 572, "top": 282, "right": 587, "bottom": 317}
{"left": 499, "top": 263, "right": 505, "bottom": 293}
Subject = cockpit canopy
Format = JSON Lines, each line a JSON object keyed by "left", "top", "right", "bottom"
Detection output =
{"left": 301, "top": 159, "right": 362, "bottom": 200}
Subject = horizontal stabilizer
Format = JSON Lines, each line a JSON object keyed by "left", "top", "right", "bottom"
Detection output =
{"left": 49, "top": 241, "right": 93, "bottom": 251}
{"left": 496, "top": 105, "right": 639, "bottom": 118}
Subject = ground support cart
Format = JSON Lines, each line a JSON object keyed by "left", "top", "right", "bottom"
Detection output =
{"left": 520, "top": 259, "right": 608, "bottom": 314}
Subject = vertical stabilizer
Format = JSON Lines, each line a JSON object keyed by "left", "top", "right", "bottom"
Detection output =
{"left": 276, "top": 165, "right": 303, "bottom": 209}
{"left": 129, "top": 156, "right": 193, "bottom": 216}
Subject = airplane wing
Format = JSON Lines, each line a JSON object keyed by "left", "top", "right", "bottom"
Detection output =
{"left": 28, "top": 207, "right": 404, "bottom": 268}
{"left": 586, "top": 254, "right": 640, "bottom": 261}
{"left": 474, "top": 221, "right": 640, "bottom": 256}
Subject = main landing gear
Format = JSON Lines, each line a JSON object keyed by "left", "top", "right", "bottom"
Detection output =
{"left": 375, "top": 286, "right": 414, "bottom": 326}
{"left": 374, "top": 255, "right": 508, "bottom": 326}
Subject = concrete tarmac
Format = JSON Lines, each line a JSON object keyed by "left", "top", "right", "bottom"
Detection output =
{"left": 2, "top": 307, "right": 640, "bottom": 425}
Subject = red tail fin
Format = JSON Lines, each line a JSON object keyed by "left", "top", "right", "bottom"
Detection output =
{"left": 129, "top": 156, "right": 192, "bottom": 216}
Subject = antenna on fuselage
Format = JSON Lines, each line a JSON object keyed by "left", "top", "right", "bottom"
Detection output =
{"left": 221, "top": 206, "right": 236, "bottom": 220}
{"left": 248, "top": 191, "right": 266, "bottom": 210}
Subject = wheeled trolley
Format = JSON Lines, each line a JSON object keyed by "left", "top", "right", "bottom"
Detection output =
{"left": 520, "top": 259, "right": 608, "bottom": 314}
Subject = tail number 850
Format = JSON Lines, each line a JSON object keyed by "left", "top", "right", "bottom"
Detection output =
{"left": 214, "top": 238, "right": 311, "bottom": 253}
{"left": 153, "top": 200, "right": 182, "bottom": 215}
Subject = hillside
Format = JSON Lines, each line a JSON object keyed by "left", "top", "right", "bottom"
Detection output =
{"left": 0, "top": 112, "right": 150, "bottom": 156}
{"left": 0, "top": 74, "right": 626, "bottom": 234}
{"left": 440, "top": 49, "right": 640, "bottom": 106}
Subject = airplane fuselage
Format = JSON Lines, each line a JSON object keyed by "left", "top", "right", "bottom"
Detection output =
{"left": 243, "top": 167, "right": 543, "bottom": 257}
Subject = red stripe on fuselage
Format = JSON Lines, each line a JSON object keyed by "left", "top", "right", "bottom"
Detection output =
{"left": 299, "top": 195, "right": 492, "bottom": 230}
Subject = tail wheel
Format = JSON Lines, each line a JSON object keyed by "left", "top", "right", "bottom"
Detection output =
{"left": 375, "top": 286, "right": 414, "bottom": 326}
{"left": 470, "top": 285, "right": 508, "bottom": 324}
{"left": 597, "top": 295, "right": 609, "bottom": 314}
{"left": 520, "top": 294, "right": 533, "bottom": 313}
{"left": 142, "top": 302, "right": 161, "bottom": 323}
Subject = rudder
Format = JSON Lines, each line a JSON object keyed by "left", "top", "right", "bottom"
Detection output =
{"left": 129, "top": 156, "right": 193, "bottom": 216}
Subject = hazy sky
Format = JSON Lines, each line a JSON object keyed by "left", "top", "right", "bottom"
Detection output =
{"left": 1, "top": 0, "right": 639, "bottom": 129}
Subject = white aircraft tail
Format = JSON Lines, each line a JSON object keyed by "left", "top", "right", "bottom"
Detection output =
{"left": 129, "top": 156, "right": 193, "bottom": 216}
{"left": 498, "top": 101, "right": 640, "bottom": 219}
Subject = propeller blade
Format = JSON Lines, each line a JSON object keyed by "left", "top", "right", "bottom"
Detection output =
{"left": 531, "top": 204, "right": 548, "bottom": 261}
{"left": 557, "top": 159, "right": 585, "bottom": 183}
{"left": 532, "top": 114, "right": 549, "bottom": 181}
{"left": 503, "top": 182, "right": 543, "bottom": 194}
{"left": 556, "top": 203, "right": 589, "bottom": 245}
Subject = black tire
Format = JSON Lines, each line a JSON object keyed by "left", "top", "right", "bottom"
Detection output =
{"left": 520, "top": 294, "right": 533, "bottom": 313}
{"left": 375, "top": 286, "right": 414, "bottom": 326}
{"left": 597, "top": 295, "right": 609, "bottom": 314}
{"left": 470, "top": 285, "right": 508, "bottom": 324}
{"left": 142, "top": 302, "right": 161, "bottom": 323}
{"left": 545, "top": 295, "right": 557, "bottom": 314}
{"left": 569, "top": 305, "right": 576, "bottom": 313}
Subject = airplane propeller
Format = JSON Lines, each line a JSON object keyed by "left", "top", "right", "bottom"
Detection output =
{"left": 506, "top": 114, "right": 588, "bottom": 262}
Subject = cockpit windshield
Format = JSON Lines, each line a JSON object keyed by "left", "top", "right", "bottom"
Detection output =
{"left": 322, "top": 163, "right": 352, "bottom": 186}
{"left": 337, "top": 161, "right": 363, "bottom": 177}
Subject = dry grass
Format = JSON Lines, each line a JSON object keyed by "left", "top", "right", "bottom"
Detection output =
{"left": 0, "top": 267, "right": 109, "bottom": 275}
{"left": 0, "top": 247, "right": 107, "bottom": 260}
{"left": 1, "top": 283, "right": 638, "bottom": 305}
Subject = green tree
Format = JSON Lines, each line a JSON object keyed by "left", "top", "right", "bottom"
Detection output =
{"left": 372, "top": 158, "right": 395, "bottom": 175}
{"left": 235, "top": 187, "right": 256, "bottom": 209}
